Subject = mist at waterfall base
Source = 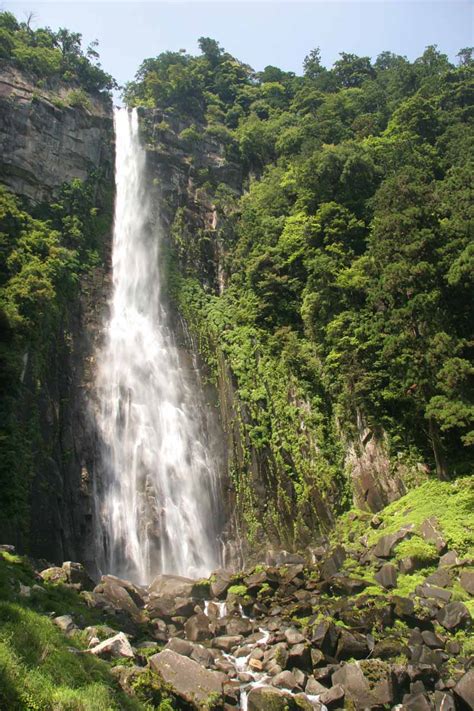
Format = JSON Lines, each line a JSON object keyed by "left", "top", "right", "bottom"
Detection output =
{"left": 94, "top": 108, "right": 222, "bottom": 585}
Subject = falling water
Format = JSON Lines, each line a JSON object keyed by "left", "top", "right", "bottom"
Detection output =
{"left": 94, "top": 108, "right": 221, "bottom": 584}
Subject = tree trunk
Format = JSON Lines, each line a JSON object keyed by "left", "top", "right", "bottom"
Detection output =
{"left": 428, "top": 417, "right": 449, "bottom": 480}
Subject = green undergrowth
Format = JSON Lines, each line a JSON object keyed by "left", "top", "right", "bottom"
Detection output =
{"left": 0, "top": 552, "right": 145, "bottom": 711}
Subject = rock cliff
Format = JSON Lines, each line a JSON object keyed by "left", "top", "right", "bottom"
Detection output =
{"left": 0, "top": 62, "right": 114, "bottom": 565}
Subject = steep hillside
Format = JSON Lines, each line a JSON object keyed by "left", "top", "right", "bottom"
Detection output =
{"left": 0, "top": 11, "right": 114, "bottom": 562}
{"left": 126, "top": 39, "right": 473, "bottom": 553}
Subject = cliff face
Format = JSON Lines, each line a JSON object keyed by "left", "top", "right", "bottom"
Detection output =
{"left": 139, "top": 108, "right": 423, "bottom": 559}
{"left": 0, "top": 63, "right": 114, "bottom": 565}
{"left": 0, "top": 62, "right": 111, "bottom": 203}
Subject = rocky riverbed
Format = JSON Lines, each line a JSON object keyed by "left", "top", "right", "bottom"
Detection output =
{"left": 6, "top": 509, "right": 473, "bottom": 711}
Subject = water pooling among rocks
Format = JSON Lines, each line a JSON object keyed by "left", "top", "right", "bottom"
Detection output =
{"left": 94, "top": 108, "right": 222, "bottom": 583}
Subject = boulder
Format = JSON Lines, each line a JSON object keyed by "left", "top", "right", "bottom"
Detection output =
{"left": 319, "top": 684, "right": 345, "bottom": 710}
{"left": 335, "top": 629, "right": 369, "bottom": 661}
{"left": 434, "top": 690, "right": 456, "bottom": 711}
{"left": 148, "top": 574, "right": 195, "bottom": 599}
{"left": 420, "top": 518, "right": 447, "bottom": 554}
{"left": 459, "top": 570, "right": 474, "bottom": 596}
{"left": 53, "top": 615, "right": 78, "bottom": 636}
{"left": 438, "top": 551, "right": 460, "bottom": 567}
{"left": 184, "top": 613, "right": 211, "bottom": 642}
{"left": 424, "top": 569, "right": 453, "bottom": 588}
{"left": 284, "top": 627, "right": 306, "bottom": 645}
{"left": 374, "top": 563, "right": 398, "bottom": 589}
{"left": 62, "top": 562, "right": 95, "bottom": 590}
{"left": 39, "top": 566, "right": 68, "bottom": 585}
{"left": 93, "top": 579, "right": 143, "bottom": 621}
{"left": 320, "top": 546, "right": 346, "bottom": 580}
{"left": 328, "top": 576, "right": 369, "bottom": 595}
{"left": 212, "top": 635, "right": 243, "bottom": 653}
{"left": 165, "top": 637, "right": 193, "bottom": 656}
{"left": 147, "top": 595, "right": 195, "bottom": 621}
{"left": 402, "top": 692, "right": 432, "bottom": 710}
{"left": 247, "top": 686, "right": 298, "bottom": 711}
{"left": 288, "top": 643, "right": 312, "bottom": 670}
{"left": 311, "top": 619, "right": 340, "bottom": 656}
{"left": 333, "top": 660, "right": 396, "bottom": 708}
{"left": 89, "top": 632, "right": 134, "bottom": 659}
{"left": 454, "top": 669, "right": 474, "bottom": 709}
{"left": 436, "top": 601, "right": 471, "bottom": 630}
{"left": 226, "top": 616, "right": 253, "bottom": 637}
{"left": 416, "top": 584, "right": 452, "bottom": 603}
{"left": 305, "top": 676, "right": 328, "bottom": 695}
{"left": 149, "top": 649, "right": 226, "bottom": 706}
{"left": 372, "top": 525, "right": 414, "bottom": 558}
{"left": 210, "top": 569, "right": 233, "bottom": 599}
{"left": 271, "top": 670, "right": 300, "bottom": 690}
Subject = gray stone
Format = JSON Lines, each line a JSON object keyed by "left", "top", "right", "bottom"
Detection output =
{"left": 460, "top": 570, "right": 474, "bottom": 596}
{"left": 148, "top": 574, "right": 195, "bottom": 599}
{"left": 165, "top": 637, "right": 193, "bottom": 656}
{"left": 184, "top": 613, "right": 211, "bottom": 642}
{"left": 416, "top": 583, "right": 452, "bottom": 603}
{"left": 374, "top": 563, "right": 398, "bottom": 589}
{"left": 284, "top": 627, "right": 306, "bottom": 645}
{"left": 305, "top": 677, "right": 328, "bottom": 695}
{"left": 53, "top": 615, "right": 78, "bottom": 636}
{"left": 438, "top": 551, "right": 460, "bottom": 567}
{"left": 434, "top": 690, "right": 456, "bottom": 711}
{"left": 373, "top": 525, "right": 414, "bottom": 558}
{"left": 333, "top": 660, "right": 396, "bottom": 708}
{"left": 454, "top": 669, "right": 474, "bottom": 709}
{"left": 420, "top": 517, "right": 447, "bottom": 553}
{"left": 247, "top": 686, "right": 297, "bottom": 711}
{"left": 319, "top": 684, "right": 345, "bottom": 709}
{"left": 89, "top": 632, "right": 134, "bottom": 659}
{"left": 271, "top": 670, "right": 300, "bottom": 690}
{"left": 149, "top": 649, "right": 226, "bottom": 706}
{"left": 436, "top": 601, "right": 471, "bottom": 630}
{"left": 212, "top": 635, "right": 243, "bottom": 652}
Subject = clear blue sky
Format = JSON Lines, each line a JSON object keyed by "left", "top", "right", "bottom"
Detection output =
{"left": 4, "top": 1, "right": 473, "bottom": 91}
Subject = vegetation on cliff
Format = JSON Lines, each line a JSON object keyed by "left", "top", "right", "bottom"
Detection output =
{"left": 0, "top": 11, "right": 115, "bottom": 93}
{"left": 127, "top": 39, "right": 473, "bottom": 547}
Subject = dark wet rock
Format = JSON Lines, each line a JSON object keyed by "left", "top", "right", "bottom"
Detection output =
{"left": 424, "top": 569, "right": 453, "bottom": 589}
{"left": 438, "top": 551, "right": 460, "bottom": 567}
{"left": 459, "top": 570, "right": 474, "bottom": 596}
{"left": 210, "top": 569, "right": 233, "bottom": 599}
{"left": 372, "top": 637, "right": 410, "bottom": 660}
{"left": 284, "top": 627, "right": 306, "bottom": 645}
{"left": 184, "top": 613, "right": 211, "bottom": 642}
{"left": 392, "top": 595, "right": 416, "bottom": 620}
{"left": 373, "top": 525, "right": 414, "bottom": 558}
{"left": 288, "top": 643, "right": 311, "bottom": 670}
{"left": 263, "top": 642, "right": 289, "bottom": 670}
{"left": 305, "top": 676, "right": 328, "bottom": 695}
{"left": 436, "top": 602, "right": 471, "bottom": 631}
{"left": 165, "top": 637, "right": 194, "bottom": 656}
{"left": 89, "top": 632, "right": 134, "bottom": 659}
{"left": 310, "top": 648, "right": 325, "bottom": 667}
{"left": 94, "top": 577, "right": 144, "bottom": 621}
{"left": 402, "top": 692, "right": 432, "bottom": 710}
{"left": 434, "top": 690, "right": 456, "bottom": 711}
{"left": 62, "top": 562, "right": 95, "bottom": 591}
{"left": 421, "top": 631, "right": 445, "bottom": 649}
{"left": 149, "top": 650, "right": 226, "bottom": 705}
{"left": 421, "top": 517, "right": 447, "bottom": 554}
{"left": 416, "top": 584, "right": 452, "bottom": 603}
{"left": 320, "top": 546, "right": 346, "bottom": 580}
{"left": 328, "top": 575, "right": 369, "bottom": 595}
{"left": 399, "top": 556, "right": 429, "bottom": 575}
{"left": 148, "top": 574, "right": 195, "bottom": 599}
{"left": 212, "top": 635, "right": 243, "bottom": 652}
{"left": 335, "top": 629, "right": 369, "bottom": 661}
{"left": 319, "top": 684, "right": 345, "bottom": 709}
{"left": 454, "top": 669, "right": 474, "bottom": 709}
{"left": 333, "top": 660, "right": 396, "bottom": 708}
{"left": 375, "top": 563, "right": 398, "bottom": 589}
{"left": 311, "top": 619, "right": 340, "bottom": 657}
{"left": 247, "top": 685, "right": 299, "bottom": 711}
{"left": 271, "top": 670, "right": 300, "bottom": 690}
{"left": 53, "top": 615, "right": 78, "bottom": 636}
{"left": 147, "top": 595, "right": 195, "bottom": 621}
{"left": 226, "top": 616, "right": 253, "bottom": 637}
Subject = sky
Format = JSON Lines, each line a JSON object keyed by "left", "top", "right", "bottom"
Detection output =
{"left": 3, "top": 1, "right": 473, "bottom": 92}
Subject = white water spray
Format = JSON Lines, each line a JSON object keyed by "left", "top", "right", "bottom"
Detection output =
{"left": 94, "top": 108, "right": 221, "bottom": 584}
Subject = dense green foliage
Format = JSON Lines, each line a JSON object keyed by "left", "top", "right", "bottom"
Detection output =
{"left": 0, "top": 176, "right": 112, "bottom": 542}
{"left": 128, "top": 41, "right": 473, "bottom": 544}
{"left": 0, "top": 11, "right": 115, "bottom": 93}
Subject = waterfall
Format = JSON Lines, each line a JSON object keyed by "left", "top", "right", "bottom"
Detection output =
{"left": 94, "top": 108, "right": 221, "bottom": 584}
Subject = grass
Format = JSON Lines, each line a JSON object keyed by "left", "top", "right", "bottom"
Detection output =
{"left": 366, "top": 477, "right": 474, "bottom": 555}
{"left": 0, "top": 552, "right": 145, "bottom": 711}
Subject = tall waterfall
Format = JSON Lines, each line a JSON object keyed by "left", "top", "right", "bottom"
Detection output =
{"left": 94, "top": 108, "right": 221, "bottom": 584}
